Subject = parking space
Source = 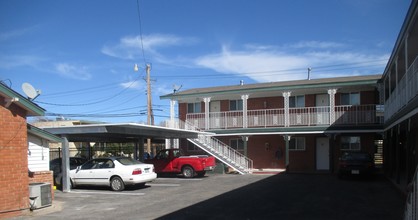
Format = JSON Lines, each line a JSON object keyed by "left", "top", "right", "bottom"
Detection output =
{"left": 13, "top": 173, "right": 405, "bottom": 220}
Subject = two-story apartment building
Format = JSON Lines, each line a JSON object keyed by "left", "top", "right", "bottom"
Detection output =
{"left": 161, "top": 75, "right": 384, "bottom": 173}
{"left": 380, "top": 0, "right": 418, "bottom": 191}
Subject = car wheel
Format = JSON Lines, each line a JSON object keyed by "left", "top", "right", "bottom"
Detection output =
{"left": 110, "top": 176, "right": 125, "bottom": 191}
{"left": 182, "top": 166, "right": 195, "bottom": 178}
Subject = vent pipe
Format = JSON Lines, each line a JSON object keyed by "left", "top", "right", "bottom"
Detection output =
{"left": 307, "top": 68, "right": 312, "bottom": 80}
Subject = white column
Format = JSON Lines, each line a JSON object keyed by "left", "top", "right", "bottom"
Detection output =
{"left": 169, "top": 99, "right": 176, "bottom": 128}
{"left": 328, "top": 89, "right": 337, "bottom": 125}
{"left": 282, "top": 92, "right": 291, "bottom": 127}
{"left": 167, "top": 99, "right": 179, "bottom": 148}
{"left": 241, "top": 94, "right": 249, "bottom": 128}
{"left": 241, "top": 136, "right": 249, "bottom": 157}
{"left": 203, "top": 97, "right": 211, "bottom": 130}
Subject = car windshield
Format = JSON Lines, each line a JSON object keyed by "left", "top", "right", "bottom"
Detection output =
{"left": 116, "top": 157, "right": 142, "bottom": 165}
{"left": 342, "top": 152, "right": 371, "bottom": 160}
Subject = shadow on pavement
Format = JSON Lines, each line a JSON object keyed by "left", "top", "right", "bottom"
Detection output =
{"left": 157, "top": 173, "right": 405, "bottom": 220}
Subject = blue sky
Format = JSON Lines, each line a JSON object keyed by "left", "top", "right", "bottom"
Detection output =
{"left": 0, "top": 0, "right": 412, "bottom": 124}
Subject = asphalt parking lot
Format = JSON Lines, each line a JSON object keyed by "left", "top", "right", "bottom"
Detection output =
{"left": 12, "top": 173, "right": 405, "bottom": 220}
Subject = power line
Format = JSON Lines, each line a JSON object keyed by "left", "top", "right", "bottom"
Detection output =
{"left": 42, "top": 82, "right": 119, "bottom": 98}
{"left": 45, "top": 112, "right": 170, "bottom": 119}
{"left": 136, "top": 0, "right": 147, "bottom": 65}
{"left": 154, "top": 59, "right": 387, "bottom": 79}
{"left": 35, "top": 74, "right": 143, "bottom": 106}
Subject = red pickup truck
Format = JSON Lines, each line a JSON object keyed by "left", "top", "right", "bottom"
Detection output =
{"left": 145, "top": 149, "right": 216, "bottom": 178}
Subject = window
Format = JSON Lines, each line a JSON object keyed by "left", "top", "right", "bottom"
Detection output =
{"left": 230, "top": 139, "right": 244, "bottom": 152}
{"left": 289, "top": 95, "right": 305, "bottom": 108}
{"left": 341, "top": 92, "right": 360, "bottom": 105}
{"left": 230, "top": 99, "right": 243, "bottom": 111}
{"left": 341, "top": 136, "right": 361, "bottom": 151}
{"left": 289, "top": 137, "right": 305, "bottom": 151}
{"left": 81, "top": 159, "right": 112, "bottom": 170}
{"left": 187, "top": 102, "right": 201, "bottom": 113}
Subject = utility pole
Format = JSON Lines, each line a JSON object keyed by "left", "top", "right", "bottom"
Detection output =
{"left": 145, "top": 64, "right": 154, "bottom": 155}
{"left": 134, "top": 63, "right": 154, "bottom": 155}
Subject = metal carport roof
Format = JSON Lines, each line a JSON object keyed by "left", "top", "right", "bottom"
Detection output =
{"left": 41, "top": 123, "right": 204, "bottom": 192}
{"left": 42, "top": 123, "right": 201, "bottom": 142}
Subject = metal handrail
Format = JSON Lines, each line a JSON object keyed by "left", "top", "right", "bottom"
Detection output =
{"left": 164, "top": 118, "right": 253, "bottom": 174}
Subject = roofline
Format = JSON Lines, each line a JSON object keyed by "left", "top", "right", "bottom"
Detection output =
{"left": 0, "top": 83, "right": 45, "bottom": 116}
{"left": 382, "top": 0, "right": 417, "bottom": 78}
{"left": 160, "top": 75, "right": 381, "bottom": 100}
{"left": 27, "top": 124, "right": 63, "bottom": 142}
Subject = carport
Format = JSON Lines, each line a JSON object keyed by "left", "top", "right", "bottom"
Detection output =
{"left": 43, "top": 123, "right": 202, "bottom": 192}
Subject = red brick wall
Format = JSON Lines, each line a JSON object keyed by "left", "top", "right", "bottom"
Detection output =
{"left": 247, "top": 97, "right": 283, "bottom": 110}
{"left": 305, "top": 94, "right": 316, "bottom": 107}
{"left": 361, "top": 90, "right": 378, "bottom": 105}
{"left": 288, "top": 135, "right": 316, "bottom": 172}
{"left": 247, "top": 135, "right": 285, "bottom": 169}
{"left": 178, "top": 103, "right": 187, "bottom": 121}
{"left": 220, "top": 100, "right": 229, "bottom": 111}
{"left": 0, "top": 99, "right": 30, "bottom": 218}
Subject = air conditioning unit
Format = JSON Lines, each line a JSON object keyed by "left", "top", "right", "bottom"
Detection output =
{"left": 29, "top": 182, "right": 52, "bottom": 210}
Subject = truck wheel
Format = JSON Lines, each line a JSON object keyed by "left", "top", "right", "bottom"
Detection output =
{"left": 110, "top": 176, "right": 125, "bottom": 191}
{"left": 182, "top": 166, "right": 195, "bottom": 178}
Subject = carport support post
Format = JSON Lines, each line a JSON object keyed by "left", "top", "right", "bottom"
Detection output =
{"left": 284, "top": 135, "right": 290, "bottom": 172}
{"left": 62, "top": 136, "right": 71, "bottom": 192}
{"left": 241, "top": 136, "right": 249, "bottom": 156}
{"left": 138, "top": 138, "right": 145, "bottom": 162}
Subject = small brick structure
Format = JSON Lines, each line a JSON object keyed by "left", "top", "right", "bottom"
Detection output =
{"left": 0, "top": 84, "right": 52, "bottom": 218}
{"left": 0, "top": 97, "right": 32, "bottom": 218}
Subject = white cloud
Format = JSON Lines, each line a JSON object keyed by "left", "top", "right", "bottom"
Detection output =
{"left": 119, "top": 80, "right": 143, "bottom": 90}
{"left": 194, "top": 45, "right": 387, "bottom": 82}
{"left": 288, "top": 41, "right": 346, "bottom": 49}
{"left": 101, "top": 34, "right": 197, "bottom": 60}
{"left": 55, "top": 63, "right": 92, "bottom": 80}
{"left": 0, "top": 26, "right": 38, "bottom": 41}
{"left": 0, "top": 54, "right": 45, "bottom": 69}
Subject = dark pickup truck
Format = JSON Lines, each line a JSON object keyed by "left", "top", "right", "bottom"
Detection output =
{"left": 145, "top": 149, "right": 216, "bottom": 178}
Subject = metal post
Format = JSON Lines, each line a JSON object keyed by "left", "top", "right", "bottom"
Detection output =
{"left": 61, "top": 136, "right": 71, "bottom": 193}
{"left": 284, "top": 135, "right": 291, "bottom": 172}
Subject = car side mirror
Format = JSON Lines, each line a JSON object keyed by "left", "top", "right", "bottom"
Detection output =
{"left": 76, "top": 166, "right": 81, "bottom": 172}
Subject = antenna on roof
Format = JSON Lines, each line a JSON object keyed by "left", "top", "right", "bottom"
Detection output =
{"left": 173, "top": 84, "right": 182, "bottom": 94}
{"left": 22, "top": 82, "right": 41, "bottom": 101}
{"left": 307, "top": 68, "right": 312, "bottom": 80}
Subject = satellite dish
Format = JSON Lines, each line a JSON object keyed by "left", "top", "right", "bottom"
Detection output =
{"left": 22, "top": 82, "right": 41, "bottom": 100}
{"left": 173, "top": 84, "right": 182, "bottom": 93}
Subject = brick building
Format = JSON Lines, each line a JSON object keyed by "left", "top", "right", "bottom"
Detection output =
{"left": 161, "top": 75, "right": 384, "bottom": 174}
{"left": 0, "top": 82, "right": 56, "bottom": 218}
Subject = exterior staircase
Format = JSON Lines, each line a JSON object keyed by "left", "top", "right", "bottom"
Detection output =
{"left": 188, "top": 134, "right": 253, "bottom": 174}
{"left": 165, "top": 119, "right": 253, "bottom": 174}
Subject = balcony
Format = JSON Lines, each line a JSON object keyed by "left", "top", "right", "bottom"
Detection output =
{"left": 385, "top": 56, "right": 418, "bottom": 122}
{"left": 186, "top": 105, "right": 383, "bottom": 130}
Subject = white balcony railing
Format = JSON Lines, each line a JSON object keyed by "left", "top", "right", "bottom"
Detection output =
{"left": 186, "top": 105, "right": 383, "bottom": 130}
{"left": 385, "top": 56, "right": 418, "bottom": 121}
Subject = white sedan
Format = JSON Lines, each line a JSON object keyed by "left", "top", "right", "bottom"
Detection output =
{"left": 70, "top": 157, "right": 157, "bottom": 191}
